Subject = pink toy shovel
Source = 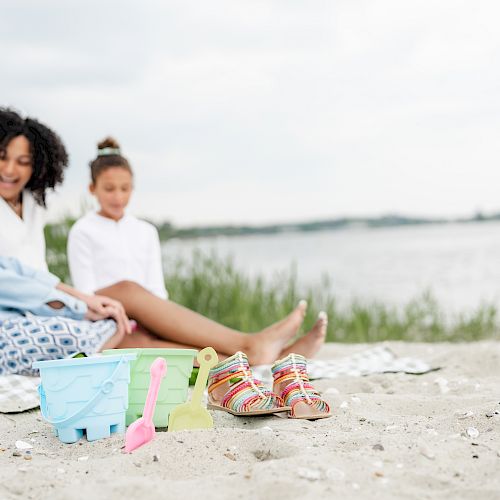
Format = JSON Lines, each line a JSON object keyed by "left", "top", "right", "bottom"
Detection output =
{"left": 124, "top": 357, "right": 167, "bottom": 453}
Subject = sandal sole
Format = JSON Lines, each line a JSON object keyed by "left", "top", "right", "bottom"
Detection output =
{"left": 288, "top": 412, "right": 332, "bottom": 420}
{"left": 207, "top": 403, "right": 291, "bottom": 416}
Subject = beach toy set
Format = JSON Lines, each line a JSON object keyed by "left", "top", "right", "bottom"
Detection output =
{"left": 34, "top": 347, "right": 212, "bottom": 445}
{"left": 34, "top": 345, "right": 331, "bottom": 449}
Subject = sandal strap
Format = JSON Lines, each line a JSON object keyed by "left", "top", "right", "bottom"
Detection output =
{"left": 209, "top": 351, "right": 251, "bottom": 385}
{"left": 281, "top": 380, "right": 330, "bottom": 417}
{"left": 272, "top": 353, "right": 309, "bottom": 378}
{"left": 221, "top": 379, "right": 283, "bottom": 412}
{"left": 280, "top": 379, "right": 326, "bottom": 408}
{"left": 208, "top": 369, "right": 252, "bottom": 394}
{"left": 272, "top": 353, "right": 311, "bottom": 387}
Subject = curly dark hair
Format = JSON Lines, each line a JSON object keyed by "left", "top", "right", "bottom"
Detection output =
{"left": 0, "top": 107, "right": 69, "bottom": 206}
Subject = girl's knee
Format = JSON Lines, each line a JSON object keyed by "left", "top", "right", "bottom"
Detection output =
{"left": 112, "top": 280, "right": 145, "bottom": 293}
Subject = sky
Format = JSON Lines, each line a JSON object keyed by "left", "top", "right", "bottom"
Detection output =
{"left": 2, "top": 0, "right": 500, "bottom": 226}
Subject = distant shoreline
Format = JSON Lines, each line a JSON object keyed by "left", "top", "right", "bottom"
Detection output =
{"left": 156, "top": 212, "right": 500, "bottom": 241}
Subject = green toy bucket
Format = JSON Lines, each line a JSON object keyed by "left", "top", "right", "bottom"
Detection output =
{"left": 103, "top": 348, "right": 197, "bottom": 427}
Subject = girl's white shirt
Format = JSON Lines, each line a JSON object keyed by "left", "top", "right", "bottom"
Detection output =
{"left": 67, "top": 212, "right": 168, "bottom": 299}
{"left": 0, "top": 191, "right": 48, "bottom": 270}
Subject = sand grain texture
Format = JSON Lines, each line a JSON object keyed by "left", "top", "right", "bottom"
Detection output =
{"left": 0, "top": 342, "right": 499, "bottom": 500}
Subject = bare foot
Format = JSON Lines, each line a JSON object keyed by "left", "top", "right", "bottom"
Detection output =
{"left": 277, "top": 311, "right": 328, "bottom": 359}
{"left": 258, "top": 299, "right": 307, "bottom": 337}
{"left": 245, "top": 300, "right": 308, "bottom": 365}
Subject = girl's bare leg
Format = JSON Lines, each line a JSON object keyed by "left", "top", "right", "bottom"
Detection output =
{"left": 104, "top": 315, "right": 327, "bottom": 364}
{"left": 96, "top": 281, "right": 306, "bottom": 365}
{"left": 115, "top": 328, "right": 198, "bottom": 350}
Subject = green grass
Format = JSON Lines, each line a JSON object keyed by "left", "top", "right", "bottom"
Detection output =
{"left": 45, "top": 218, "right": 75, "bottom": 282}
{"left": 45, "top": 222, "right": 500, "bottom": 342}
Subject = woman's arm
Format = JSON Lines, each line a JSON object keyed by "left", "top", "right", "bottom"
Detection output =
{"left": 0, "top": 257, "right": 63, "bottom": 309}
{"left": 0, "top": 256, "right": 130, "bottom": 336}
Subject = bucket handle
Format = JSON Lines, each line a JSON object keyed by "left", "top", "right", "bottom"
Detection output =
{"left": 38, "top": 357, "right": 125, "bottom": 428}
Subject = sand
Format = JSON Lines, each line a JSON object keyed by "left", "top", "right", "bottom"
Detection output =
{"left": 0, "top": 341, "right": 499, "bottom": 500}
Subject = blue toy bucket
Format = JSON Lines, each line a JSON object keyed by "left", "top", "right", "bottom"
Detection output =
{"left": 33, "top": 354, "right": 136, "bottom": 444}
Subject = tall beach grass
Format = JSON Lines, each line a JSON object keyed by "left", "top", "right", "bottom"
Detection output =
{"left": 45, "top": 222, "right": 500, "bottom": 343}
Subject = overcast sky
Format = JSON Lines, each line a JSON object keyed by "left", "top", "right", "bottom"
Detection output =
{"left": 2, "top": 0, "right": 500, "bottom": 226}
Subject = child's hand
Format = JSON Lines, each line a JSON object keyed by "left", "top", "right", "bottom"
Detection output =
{"left": 84, "top": 295, "right": 131, "bottom": 337}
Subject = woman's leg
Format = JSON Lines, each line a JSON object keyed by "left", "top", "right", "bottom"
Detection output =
{"left": 96, "top": 281, "right": 308, "bottom": 365}
{"left": 1, "top": 316, "right": 117, "bottom": 376}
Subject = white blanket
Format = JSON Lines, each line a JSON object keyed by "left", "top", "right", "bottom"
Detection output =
{"left": 252, "top": 345, "right": 434, "bottom": 385}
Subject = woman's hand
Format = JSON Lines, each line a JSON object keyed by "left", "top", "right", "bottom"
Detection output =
{"left": 54, "top": 282, "right": 132, "bottom": 337}
{"left": 83, "top": 294, "right": 132, "bottom": 337}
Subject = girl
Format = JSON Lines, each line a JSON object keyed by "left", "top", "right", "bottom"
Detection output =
{"left": 0, "top": 107, "right": 68, "bottom": 270}
{"left": 67, "top": 137, "right": 167, "bottom": 298}
{"left": 0, "top": 110, "right": 327, "bottom": 364}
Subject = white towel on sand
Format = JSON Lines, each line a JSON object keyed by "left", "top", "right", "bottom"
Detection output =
{"left": 0, "top": 374, "right": 40, "bottom": 413}
{"left": 252, "top": 345, "right": 434, "bottom": 385}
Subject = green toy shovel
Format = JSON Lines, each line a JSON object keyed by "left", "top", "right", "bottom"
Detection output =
{"left": 168, "top": 347, "right": 218, "bottom": 432}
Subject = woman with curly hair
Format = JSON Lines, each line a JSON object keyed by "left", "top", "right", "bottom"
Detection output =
{"left": 0, "top": 108, "right": 131, "bottom": 371}
{"left": 0, "top": 107, "right": 68, "bottom": 270}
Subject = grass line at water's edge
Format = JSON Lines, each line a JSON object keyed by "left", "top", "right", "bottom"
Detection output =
{"left": 45, "top": 223, "right": 500, "bottom": 343}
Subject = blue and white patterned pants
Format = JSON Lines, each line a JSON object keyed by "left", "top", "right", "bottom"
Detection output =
{"left": 0, "top": 315, "right": 116, "bottom": 376}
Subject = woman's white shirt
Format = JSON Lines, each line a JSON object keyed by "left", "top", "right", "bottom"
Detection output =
{"left": 67, "top": 212, "right": 168, "bottom": 299}
{"left": 0, "top": 191, "right": 48, "bottom": 270}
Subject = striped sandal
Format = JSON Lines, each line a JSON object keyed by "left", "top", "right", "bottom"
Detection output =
{"left": 272, "top": 353, "right": 331, "bottom": 419}
{"left": 208, "top": 352, "right": 289, "bottom": 416}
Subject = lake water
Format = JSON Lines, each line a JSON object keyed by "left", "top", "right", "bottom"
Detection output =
{"left": 162, "top": 221, "right": 500, "bottom": 313}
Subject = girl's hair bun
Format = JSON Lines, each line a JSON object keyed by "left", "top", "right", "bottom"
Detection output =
{"left": 90, "top": 136, "right": 131, "bottom": 182}
{"left": 97, "top": 136, "right": 120, "bottom": 151}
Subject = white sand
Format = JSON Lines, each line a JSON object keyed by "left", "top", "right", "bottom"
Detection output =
{"left": 0, "top": 342, "right": 499, "bottom": 500}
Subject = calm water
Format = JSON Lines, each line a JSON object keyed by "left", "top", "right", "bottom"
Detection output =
{"left": 162, "top": 221, "right": 500, "bottom": 312}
